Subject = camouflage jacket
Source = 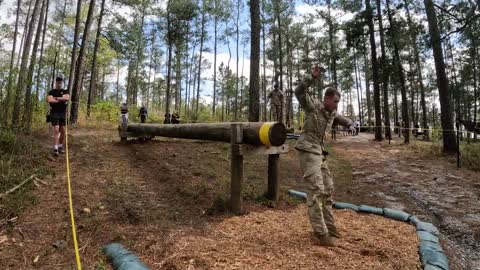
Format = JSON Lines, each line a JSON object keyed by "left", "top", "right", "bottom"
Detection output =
{"left": 294, "top": 77, "right": 352, "bottom": 155}
{"left": 268, "top": 90, "right": 284, "bottom": 106}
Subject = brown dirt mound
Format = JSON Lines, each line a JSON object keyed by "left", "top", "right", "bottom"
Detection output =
{"left": 155, "top": 205, "right": 421, "bottom": 270}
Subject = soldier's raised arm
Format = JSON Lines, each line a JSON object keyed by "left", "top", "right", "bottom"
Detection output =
{"left": 295, "top": 65, "right": 324, "bottom": 112}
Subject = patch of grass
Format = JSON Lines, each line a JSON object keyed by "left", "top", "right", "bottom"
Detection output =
{"left": 206, "top": 194, "right": 228, "bottom": 215}
{"left": 323, "top": 144, "right": 353, "bottom": 194}
{"left": 409, "top": 139, "right": 480, "bottom": 171}
{"left": 0, "top": 130, "right": 53, "bottom": 219}
{"left": 460, "top": 143, "right": 480, "bottom": 170}
{"left": 105, "top": 177, "right": 144, "bottom": 224}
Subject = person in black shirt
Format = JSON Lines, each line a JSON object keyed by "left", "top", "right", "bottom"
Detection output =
{"left": 47, "top": 76, "right": 70, "bottom": 156}
{"left": 139, "top": 105, "right": 148, "bottom": 123}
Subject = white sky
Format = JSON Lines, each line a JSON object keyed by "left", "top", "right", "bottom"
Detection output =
{"left": 0, "top": 0, "right": 446, "bottom": 117}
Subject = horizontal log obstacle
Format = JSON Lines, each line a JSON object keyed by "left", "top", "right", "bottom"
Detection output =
{"left": 119, "top": 122, "right": 286, "bottom": 146}
{"left": 119, "top": 121, "right": 289, "bottom": 214}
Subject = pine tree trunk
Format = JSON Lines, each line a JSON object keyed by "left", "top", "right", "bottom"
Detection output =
{"left": 276, "top": 4, "right": 284, "bottom": 123}
{"left": 11, "top": 0, "right": 42, "bottom": 128}
{"left": 261, "top": 0, "right": 267, "bottom": 121}
{"left": 87, "top": 0, "right": 106, "bottom": 117}
{"left": 165, "top": 10, "right": 173, "bottom": 116}
{"left": 249, "top": 0, "right": 260, "bottom": 122}
{"left": 366, "top": 0, "right": 383, "bottom": 141}
{"left": 213, "top": 13, "right": 218, "bottom": 116}
{"left": 235, "top": 0, "right": 240, "bottom": 120}
{"left": 23, "top": 0, "right": 48, "bottom": 132}
{"left": 473, "top": 37, "right": 478, "bottom": 139}
{"left": 67, "top": 0, "right": 82, "bottom": 95}
{"left": 404, "top": 0, "right": 428, "bottom": 131}
{"left": 16, "top": 0, "right": 34, "bottom": 69}
{"left": 327, "top": 0, "right": 337, "bottom": 88}
{"left": 376, "top": 0, "right": 391, "bottom": 139}
{"left": 353, "top": 46, "right": 363, "bottom": 124}
{"left": 423, "top": 0, "right": 457, "bottom": 152}
{"left": 363, "top": 40, "right": 372, "bottom": 126}
{"left": 70, "top": 0, "right": 96, "bottom": 124}
{"left": 386, "top": 0, "right": 409, "bottom": 143}
{"left": 2, "top": 0, "right": 22, "bottom": 125}
{"left": 195, "top": 10, "right": 206, "bottom": 115}
{"left": 34, "top": 0, "right": 49, "bottom": 106}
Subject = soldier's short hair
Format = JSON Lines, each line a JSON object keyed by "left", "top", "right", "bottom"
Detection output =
{"left": 324, "top": 87, "right": 341, "bottom": 98}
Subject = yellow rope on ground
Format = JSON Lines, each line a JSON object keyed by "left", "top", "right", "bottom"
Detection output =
{"left": 64, "top": 110, "right": 83, "bottom": 269}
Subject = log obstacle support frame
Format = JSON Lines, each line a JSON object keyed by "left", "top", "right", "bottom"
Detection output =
{"left": 119, "top": 122, "right": 288, "bottom": 214}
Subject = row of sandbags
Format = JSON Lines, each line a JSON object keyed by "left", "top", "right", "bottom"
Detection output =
{"left": 288, "top": 189, "right": 449, "bottom": 270}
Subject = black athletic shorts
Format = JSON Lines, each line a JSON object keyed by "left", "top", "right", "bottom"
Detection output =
{"left": 50, "top": 113, "right": 66, "bottom": 126}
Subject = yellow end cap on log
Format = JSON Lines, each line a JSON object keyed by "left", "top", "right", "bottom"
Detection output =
{"left": 259, "top": 122, "right": 274, "bottom": 146}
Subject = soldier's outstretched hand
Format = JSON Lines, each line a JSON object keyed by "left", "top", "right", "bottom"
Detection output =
{"left": 311, "top": 65, "right": 326, "bottom": 79}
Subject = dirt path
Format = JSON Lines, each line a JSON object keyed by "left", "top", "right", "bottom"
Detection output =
{"left": 1, "top": 127, "right": 477, "bottom": 269}
{"left": 331, "top": 133, "right": 480, "bottom": 270}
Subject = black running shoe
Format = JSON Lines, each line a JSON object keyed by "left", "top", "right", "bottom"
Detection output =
{"left": 58, "top": 147, "right": 65, "bottom": 154}
{"left": 53, "top": 149, "right": 59, "bottom": 157}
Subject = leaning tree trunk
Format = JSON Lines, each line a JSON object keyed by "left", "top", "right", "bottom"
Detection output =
{"left": 423, "top": 0, "right": 457, "bottom": 153}
{"left": 11, "top": 0, "right": 42, "bottom": 129}
{"left": 87, "top": 0, "right": 106, "bottom": 117}
{"left": 366, "top": 0, "right": 383, "bottom": 141}
{"left": 70, "top": 0, "right": 96, "bottom": 124}
{"left": 23, "top": 0, "right": 48, "bottom": 132}
{"left": 249, "top": 0, "right": 260, "bottom": 122}
{"left": 376, "top": 0, "right": 391, "bottom": 139}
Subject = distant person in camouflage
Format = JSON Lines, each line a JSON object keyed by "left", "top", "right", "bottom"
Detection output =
{"left": 295, "top": 65, "right": 356, "bottom": 247}
{"left": 268, "top": 83, "right": 284, "bottom": 122}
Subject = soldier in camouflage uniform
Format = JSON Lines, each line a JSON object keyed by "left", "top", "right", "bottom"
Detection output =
{"left": 268, "top": 84, "right": 284, "bottom": 122}
{"left": 295, "top": 65, "right": 356, "bottom": 247}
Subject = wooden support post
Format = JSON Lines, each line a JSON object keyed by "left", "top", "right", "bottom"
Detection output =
{"left": 230, "top": 124, "right": 244, "bottom": 214}
{"left": 267, "top": 154, "right": 280, "bottom": 201}
{"left": 120, "top": 114, "right": 128, "bottom": 143}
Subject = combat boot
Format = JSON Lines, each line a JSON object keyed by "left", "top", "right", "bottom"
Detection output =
{"left": 328, "top": 228, "right": 341, "bottom": 238}
{"left": 313, "top": 232, "right": 336, "bottom": 247}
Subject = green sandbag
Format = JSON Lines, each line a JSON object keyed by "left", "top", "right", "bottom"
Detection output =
{"left": 103, "top": 243, "right": 124, "bottom": 259}
{"left": 424, "top": 264, "right": 445, "bottom": 270}
{"left": 117, "top": 261, "right": 150, "bottom": 270}
{"left": 420, "top": 241, "right": 444, "bottom": 254}
{"left": 103, "top": 243, "right": 150, "bottom": 270}
{"left": 382, "top": 208, "right": 411, "bottom": 221}
{"left": 113, "top": 254, "right": 139, "bottom": 269}
{"left": 416, "top": 221, "right": 440, "bottom": 236}
{"left": 358, "top": 205, "right": 384, "bottom": 215}
{"left": 417, "top": 231, "right": 439, "bottom": 243}
{"left": 409, "top": 215, "right": 421, "bottom": 226}
{"left": 421, "top": 249, "right": 449, "bottom": 270}
{"left": 333, "top": 202, "right": 359, "bottom": 211}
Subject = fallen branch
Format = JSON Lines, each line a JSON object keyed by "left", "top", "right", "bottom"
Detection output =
{"left": 0, "top": 175, "right": 36, "bottom": 199}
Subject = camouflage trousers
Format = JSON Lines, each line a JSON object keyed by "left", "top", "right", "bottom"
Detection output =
{"left": 297, "top": 149, "right": 337, "bottom": 236}
{"left": 271, "top": 105, "right": 282, "bottom": 122}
